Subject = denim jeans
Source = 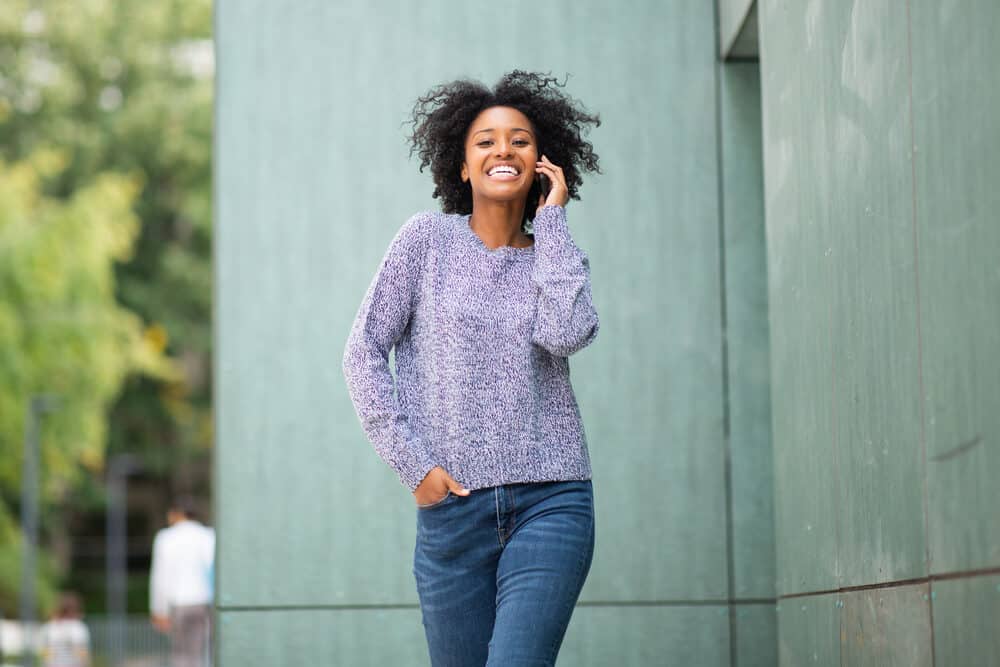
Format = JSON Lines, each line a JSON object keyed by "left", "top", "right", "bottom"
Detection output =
{"left": 413, "top": 479, "right": 595, "bottom": 667}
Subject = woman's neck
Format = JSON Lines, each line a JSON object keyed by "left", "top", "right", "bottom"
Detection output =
{"left": 468, "top": 198, "right": 533, "bottom": 249}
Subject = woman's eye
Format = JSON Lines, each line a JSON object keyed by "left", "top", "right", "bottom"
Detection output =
{"left": 477, "top": 141, "right": 493, "bottom": 147}
{"left": 513, "top": 139, "right": 529, "bottom": 146}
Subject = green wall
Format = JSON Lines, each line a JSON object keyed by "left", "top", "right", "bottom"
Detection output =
{"left": 720, "top": 60, "right": 776, "bottom": 666}
{"left": 215, "top": 0, "right": 776, "bottom": 664}
{"left": 718, "top": 0, "right": 758, "bottom": 58}
{"left": 759, "top": 0, "right": 1000, "bottom": 663}
{"left": 213, "top": 0, "right": 1000, "bottom": 661}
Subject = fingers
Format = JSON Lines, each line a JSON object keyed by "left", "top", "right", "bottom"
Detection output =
{"left": 535, "top": 159, "right": 561, "bottom": 180}
{"left": 536, "top": 156, "right": 565, "bottom": 185}
{"left": 414, "top": 467, "right": 469, "bottom": 504}
{"left": 443, "top": 470, "right": 470, "bottom": 496}
{"left": 536, "top": 155, "right": 569, "bottom": 207}
{"left": 539, "top": 154, "right": 562, "bottom": 171}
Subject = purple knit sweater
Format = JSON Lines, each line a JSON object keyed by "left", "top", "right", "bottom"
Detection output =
{"left": 343, "top": 204, "right": 598, "bottom": 491}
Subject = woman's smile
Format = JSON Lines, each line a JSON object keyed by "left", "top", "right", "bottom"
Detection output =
{"left": 486, "top": 162, "right": 521, "bottom": 180}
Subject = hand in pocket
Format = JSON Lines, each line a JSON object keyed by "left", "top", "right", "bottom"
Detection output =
{"left": 414, "top": 466, "right": 469, "bottom": 506}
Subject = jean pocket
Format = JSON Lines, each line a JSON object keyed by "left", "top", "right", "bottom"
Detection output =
{"left": 416, "top": 490, "right": 454, "bottom": 510}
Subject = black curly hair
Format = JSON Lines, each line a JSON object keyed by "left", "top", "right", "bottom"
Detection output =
{"left": 408, "top": 71, "right": 601, "bottom": 228}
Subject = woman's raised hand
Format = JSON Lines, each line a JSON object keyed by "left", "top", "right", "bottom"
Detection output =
{"left": 413, "top": 466, "right": 470, "bottom": 506}
{"left": 536, "top": 155, "right": 570, "bottom": 209}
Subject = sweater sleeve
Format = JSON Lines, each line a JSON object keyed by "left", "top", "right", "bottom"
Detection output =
{"left": 530, "top": 205, "right": 600, "bottom": 356}
{"left": 343, "top": 215, "right": 436, "bottom": 490}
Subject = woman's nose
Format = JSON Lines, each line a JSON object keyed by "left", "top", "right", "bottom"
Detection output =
{"left": 494, "top": 141, "right": 512, "bottom": 157}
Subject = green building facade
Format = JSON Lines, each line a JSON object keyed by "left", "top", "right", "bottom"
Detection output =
{"left": 214, "top": 1, "right": 998, "bottom": 663}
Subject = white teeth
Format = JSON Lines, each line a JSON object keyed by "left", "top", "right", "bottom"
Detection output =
{"left": 488, "top": 165, "right": 519, "bottom": 176}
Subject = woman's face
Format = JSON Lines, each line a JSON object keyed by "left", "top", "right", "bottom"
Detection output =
{"left": 461, "top": 106, "right": 538, "bottom": 205}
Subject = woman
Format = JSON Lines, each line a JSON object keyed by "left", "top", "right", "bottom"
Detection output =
{"left": 343, "top": 70, "right": 601, "bottom": 666}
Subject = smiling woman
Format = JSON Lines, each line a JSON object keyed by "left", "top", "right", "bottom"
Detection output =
{"left": 409, "top": 71, "right": 600, "bottom": 232}
{"left": 343, "top": 71, "right": 602, "bottom": 667}
{"left": 461, "top": 106, "right": 545, "bottom": 249}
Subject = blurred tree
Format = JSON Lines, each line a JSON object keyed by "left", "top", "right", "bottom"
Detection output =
{"left": 0, "top": 0, "right": 213, "bottom": 614}
{"left": 0, "top": 151, "right": 175, "bottom": 615}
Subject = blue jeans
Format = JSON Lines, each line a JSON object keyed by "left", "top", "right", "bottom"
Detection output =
{"left": 413, "top": 480, "right": 595, "bottom": 667}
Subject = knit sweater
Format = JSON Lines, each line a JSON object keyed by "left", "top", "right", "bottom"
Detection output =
{"left": 342, "top": 204, "right": 598, "bottom": 491}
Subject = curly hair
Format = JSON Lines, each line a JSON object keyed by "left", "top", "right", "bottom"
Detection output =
{"left": 408, "top": 71, "right": 601, "bottom": 227}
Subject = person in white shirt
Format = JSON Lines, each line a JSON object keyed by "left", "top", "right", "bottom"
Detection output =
{"left": 40, "top": 592, "right": 90, "bottom": 667}
{"left": 149, "top": 496, "right": 215, "bottom": 667}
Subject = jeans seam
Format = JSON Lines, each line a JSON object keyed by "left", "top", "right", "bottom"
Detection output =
{"left": 495, "top": 487, "right": 504, "bottom": 547}
{"left": 507, "top": 487, "right": 517, "bottom": 541}
{"left": 547, "top": 497, "right": 594, "bottom": 662}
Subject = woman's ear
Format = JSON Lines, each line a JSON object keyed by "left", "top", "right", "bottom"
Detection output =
{"left": 460, "top": 163, "right": 469, "bottom": 183}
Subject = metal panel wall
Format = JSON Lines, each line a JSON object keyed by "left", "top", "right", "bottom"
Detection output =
{"left": 909, "top": 0, "right": 1000, "bottom": 578}
{"left": 215, "top": 0, "right": 775, "bottom": 663}
{"left": 759, "top": 0, "right": 1000, "bottom": 663}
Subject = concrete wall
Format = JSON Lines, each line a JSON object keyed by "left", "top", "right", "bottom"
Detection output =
{"left": 759, "top": 0, "right": 1000, "bottom": 663}
{"left": 214, "top": 0, "right": 775, "bottom": 664}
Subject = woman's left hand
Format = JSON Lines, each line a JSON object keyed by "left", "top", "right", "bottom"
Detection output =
{"left": 536, "top": 155, "right": 569, "bottom": 209}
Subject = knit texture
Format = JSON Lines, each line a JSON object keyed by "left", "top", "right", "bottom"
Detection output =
{"left": 343, "top": 205, "right": 597, "bottom": 490}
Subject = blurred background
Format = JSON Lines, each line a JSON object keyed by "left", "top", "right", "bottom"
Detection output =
{"left": 1, "top": 1, "right": 212, "bottom": 664}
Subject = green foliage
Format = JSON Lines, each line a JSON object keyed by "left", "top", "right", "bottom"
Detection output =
{"left": 0, "top": 152, "right": 173, "bottom": 616}
{"left": 0, "top": 505, "right": 57, "bottom": 619}
{"left": 0, "top": 0, "right": 213, "bottom": 615}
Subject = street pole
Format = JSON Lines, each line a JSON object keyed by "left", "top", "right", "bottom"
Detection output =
{"left": 19, "top": 395, "right": 58, "bottom": 667}
{"left": 106, "top": 454, "right": 138, "bottom": 667}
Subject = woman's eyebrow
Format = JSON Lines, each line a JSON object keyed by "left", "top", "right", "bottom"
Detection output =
{"left": 472, "top": 127, "right": 534, "bottom": 136}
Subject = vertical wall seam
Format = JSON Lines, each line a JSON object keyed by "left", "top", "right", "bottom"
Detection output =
{"left": 211, "top": 4, "right": 224, "bottom": 666}
{"left": 711, "top": 6, "right": 740, "bottom": 667}
{"left": 211, "top": 0, "right": 223, "bottom": 620}
{"left": 713, "top": 6, "right": 737, "bottom": 665}
{"left": 904, "top": 0, "right": 936, "bottom": 663}
{"left": 713, "top": 57, "right": 739, "bottom": 667}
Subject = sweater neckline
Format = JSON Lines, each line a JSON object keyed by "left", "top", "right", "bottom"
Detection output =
{"left": 460, "top": 215, "right": 535, "bottom": 257}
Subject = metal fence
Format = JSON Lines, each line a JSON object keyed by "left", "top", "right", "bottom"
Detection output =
{"left": 2, "top": 615, "right": 211, "bottom": 667}
{"left": 88, "top": 615, "right": 171, "bottom": 667}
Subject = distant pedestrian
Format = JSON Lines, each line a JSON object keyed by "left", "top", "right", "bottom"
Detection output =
{"left": 39, "top": 592, "right": 90, "bottom": 667}
{"left": 149, "top": 496, "right": 215, "bottom": 667}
